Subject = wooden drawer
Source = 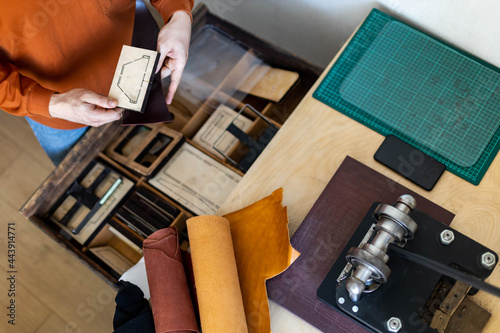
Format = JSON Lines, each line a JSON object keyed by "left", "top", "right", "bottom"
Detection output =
{"left": 20, "top": 4, "right": 321, "bottom": 285}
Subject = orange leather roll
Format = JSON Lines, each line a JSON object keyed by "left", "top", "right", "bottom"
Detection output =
{"left": 143, "top": 227, "right": 199, "bottom": 333}
{"left": 186, "top": 216, "right": 248, "bottom": 333}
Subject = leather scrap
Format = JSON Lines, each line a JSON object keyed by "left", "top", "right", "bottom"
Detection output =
{"left": 224, "top": 188, "right": 298, "bottom": 333}
{"left": 122, "top": 0, "right": 172, "bottom": 125}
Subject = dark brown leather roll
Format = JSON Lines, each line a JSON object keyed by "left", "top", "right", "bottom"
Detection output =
{"left": 143, "top": 227, "right": 198, "bottom": 333}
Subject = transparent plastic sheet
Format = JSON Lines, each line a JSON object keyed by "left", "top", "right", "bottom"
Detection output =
{"left": 163, "top": 26, "right": 265, "bottom": 116}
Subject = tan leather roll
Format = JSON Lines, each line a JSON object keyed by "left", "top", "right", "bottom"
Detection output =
{"left": 186, "top": 216, "right": 248, "bottom": 333}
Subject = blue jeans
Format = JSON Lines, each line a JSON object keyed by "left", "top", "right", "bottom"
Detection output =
{"left": 26, "top": 117, "right": 88, "bottom": 166}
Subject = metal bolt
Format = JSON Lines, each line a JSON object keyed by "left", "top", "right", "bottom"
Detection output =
{"left": 352, "top": 305, "right": 359, "bottom": 313}
{"left": 386, "top": 317, "right": 402, "bottom": 332}
{"left": 481, "top": 252, "right": 497, "bottom": 270}
{"left": 440, "top": 230, "right": 455, "bottom": 245}
{"left": 397, "top": 194, "right": 416, "bottom": 212}
{"left": 338, "top": 297, "right": 345, "bottom": 305}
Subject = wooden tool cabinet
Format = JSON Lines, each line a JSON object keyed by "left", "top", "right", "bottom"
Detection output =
{"left": 19, "top": 4, "right": 321, "bottom": 285}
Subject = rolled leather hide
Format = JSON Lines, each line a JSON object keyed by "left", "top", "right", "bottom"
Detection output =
{"left": 143, "top": 227, "right": 198, "bottom": 333}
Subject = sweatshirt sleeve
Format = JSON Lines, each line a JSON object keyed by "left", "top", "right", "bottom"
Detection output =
{"left": 0, "top": 61, "right": 55, "bottom": 118}
{"left": 150, "top": 0, "right": 194, "bottom": 24}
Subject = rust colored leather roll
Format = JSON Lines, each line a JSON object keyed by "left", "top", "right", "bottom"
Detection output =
{"left": 187, "top": 216, "right": 249, "bottom": 333}
{"left": 143, "top": 227, "right": 198, "bottom": 333}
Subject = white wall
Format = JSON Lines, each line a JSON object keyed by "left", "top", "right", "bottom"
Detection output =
{"left": 198, "top": 0, "right": 380, "bottom": 68}
{"left": 198, "top": 0, "right": 500, "bottom": 69}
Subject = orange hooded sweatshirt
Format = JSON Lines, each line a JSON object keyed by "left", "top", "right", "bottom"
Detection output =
{"left": 0, "top": 0, "right": 193, "bottom": 129}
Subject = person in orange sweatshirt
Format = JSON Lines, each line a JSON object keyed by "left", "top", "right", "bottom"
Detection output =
{"left": 0, "top": 0, "right": 194, "bottom": 165}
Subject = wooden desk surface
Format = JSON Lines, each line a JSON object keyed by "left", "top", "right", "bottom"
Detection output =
{"left": 217, "top": 34, "right": 500, "bottom": 333}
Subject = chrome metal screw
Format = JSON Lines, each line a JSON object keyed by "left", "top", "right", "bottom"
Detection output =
{"left": 352, "top": 305, "right": 359, "bottom": 313}
{"left": 338, "top": 297, "right": 345, "bottom": 305}
{"left": 481, "top": 252, "right": 496, "bottom": 270}
{"left": 386, "top": 317, "right": 402, "bottom": 332}
{"left": 440, "top": 230, "right": 455, "bottom": 245}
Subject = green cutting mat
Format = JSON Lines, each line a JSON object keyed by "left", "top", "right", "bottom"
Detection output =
{"left": 314, "top": 9, "right": 500, "bottom": 185}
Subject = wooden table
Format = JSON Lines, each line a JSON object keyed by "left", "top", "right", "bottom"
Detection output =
{"left": 217, "top": 32, "right": 500, "bottom": 333}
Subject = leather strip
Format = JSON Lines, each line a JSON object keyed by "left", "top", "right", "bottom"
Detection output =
{"left": 122, "top": 0, "right": 173, "bottom": 125}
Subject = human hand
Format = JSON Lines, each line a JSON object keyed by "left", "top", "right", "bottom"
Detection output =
{"left": 48, "top": 88, "right": 123, "bottom": 127}
{"left": 156, "top": 11, "right": 192, "bottom": 104}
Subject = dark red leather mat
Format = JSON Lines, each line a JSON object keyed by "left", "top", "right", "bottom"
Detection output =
{"left": 266, "top": 156, "right": 455, "bottom": 332}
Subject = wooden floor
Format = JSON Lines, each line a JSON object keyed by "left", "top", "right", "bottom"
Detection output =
{"left": 0, "top": 113, "right": 115, "bottom": 332}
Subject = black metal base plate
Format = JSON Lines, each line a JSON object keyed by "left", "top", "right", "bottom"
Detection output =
{"left": 317, "top": 203, "right": 497, "bottom": 333}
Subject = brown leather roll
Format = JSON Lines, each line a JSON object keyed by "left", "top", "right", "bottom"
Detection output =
{"left": 143, "top": 227, "right": 198, "bottom": 333}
